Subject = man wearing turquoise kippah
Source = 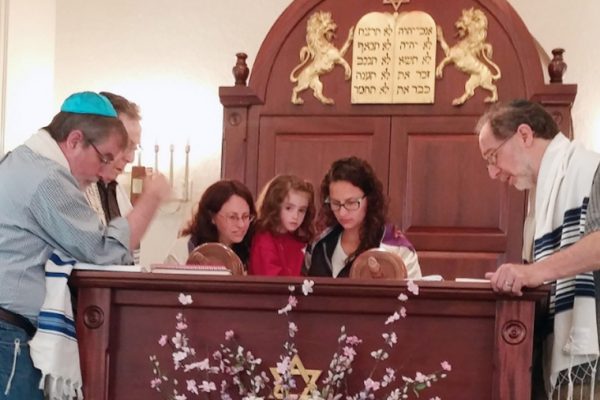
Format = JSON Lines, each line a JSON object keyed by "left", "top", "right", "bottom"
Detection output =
{"left": 0, "top": 91, "right": 170, "bottom": 398}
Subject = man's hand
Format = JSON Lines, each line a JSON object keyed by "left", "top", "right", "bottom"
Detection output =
{"left": 485, "top": 263, "right": 545, "bottom": 296}
{"left": 142, "top": 172, "right": 171, "bottom": 203}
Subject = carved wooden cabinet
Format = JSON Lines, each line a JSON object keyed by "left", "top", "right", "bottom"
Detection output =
{"left": 219, "top": 0, "right": 576, "bottom": 279}
{"left": 72, "top": 272, "right": 549, "bottom": 400}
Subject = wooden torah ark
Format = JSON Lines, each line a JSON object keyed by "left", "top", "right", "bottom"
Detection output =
{"left": 219, "top": 0, "right": 577, "bottom": 280}
{"left": 72, "top": 271, "right": 549, "bottom": 400}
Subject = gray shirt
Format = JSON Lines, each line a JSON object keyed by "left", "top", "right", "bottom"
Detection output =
{"left": 585, "top": 164, "right": 600, "bottom": 234}
{"left": 0, "top": 145, "right": 132, "bottom": 322}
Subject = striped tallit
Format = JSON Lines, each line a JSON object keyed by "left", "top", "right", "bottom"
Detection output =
{"left": 29, "top": 251, "right": 83, "bottom": 400}
{"left": 533, "top": 133, "right": 600, "bottom": 399}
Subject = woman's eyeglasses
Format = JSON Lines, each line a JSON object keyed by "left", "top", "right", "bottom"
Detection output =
{"left": 325, "top": 196, "right": 366, "bottom": 212}
{"left": 218, "top": 213, "right": 255, "bottom": 225}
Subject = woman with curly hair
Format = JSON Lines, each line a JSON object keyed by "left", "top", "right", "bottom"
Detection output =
{"left": 166, "top": 180, "right": 256, "bottom": 266}
{"left": 304, "top": 156, "right": 421, "bottom": 278}
{"left": 248, "top": 174, "right": 316, "bottom": 276}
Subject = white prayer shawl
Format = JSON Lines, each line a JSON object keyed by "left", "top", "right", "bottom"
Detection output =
{"left": 29, "top": 251, "right": 83, "bottom": 400}
{"left": 534, "top": 133, "right": 600, "bottom": 398}
{"left": 85, "top": 182, "right": 139, "bottom": 263}
{"left": 84, "top": 182, "right": 133, "bottom": 226}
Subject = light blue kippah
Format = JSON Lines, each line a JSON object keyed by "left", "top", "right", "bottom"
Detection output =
{"left": 60, "top": 91, "right": 118, "bottom": 117}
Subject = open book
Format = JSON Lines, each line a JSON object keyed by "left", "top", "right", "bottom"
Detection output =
{"left": 147, "top": 264, "right": 232, "bottom": 276}
{"left": 74, "top": 263, "right": 232, "bottom": 276}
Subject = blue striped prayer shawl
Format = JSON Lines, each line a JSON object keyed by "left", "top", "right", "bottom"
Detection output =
{"left": 29, "top": 251, "right": 83, "bottom": 400}
{"left": 536, "top": 199, "right": 594, "bottom": 319}
{"left": 533, "top": 133, "right": 600, "bottom": 399}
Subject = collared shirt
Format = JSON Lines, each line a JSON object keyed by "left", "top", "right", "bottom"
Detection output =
{"left": 0, "top": 144, "right": 132, "bottom": 322}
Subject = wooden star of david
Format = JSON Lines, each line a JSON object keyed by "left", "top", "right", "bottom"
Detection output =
{"left": 383, "top": 0, "right": 410, "bottom": 12}
{"left": 270, "top": 354, "right": 322, "bottom": 399}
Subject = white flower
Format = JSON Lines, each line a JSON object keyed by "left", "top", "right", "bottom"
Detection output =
{"left": 398, "top": 293, "right": 408, "bottom": 301}
{"left": 150, "top": 378, "right": 161, "bottom": 389}
{"left": 288, "top": 322, "right": 298, "bottom": 337}
{"left": 172, "top": 332, "right": 184, "bottom": 349}
{"left": 302, "top": 279, "right": 315, "bottom": 295}
{"left": 364, "top": 378, "right": 381, "bottom": 391}
{"left": 225, "top": 330, "right": 235, "bottom": 340}
{"left": 277, "top": 304, "right": 292, "bottom": 315}
{"left": 382, "top": 332, "right": 398, "bottom": 347}
{"left": 441, "top": 360, "right": 452, "bottom": 371}
{"left": 158, "top": 335, "right": 167, "bottom": 346}
{"left": 178, "top": 293, "right": 193, "bottom": 305}
{"left": 199, "top": 380, "right": 216, "bottom": 392}
{"left": 176, "top": 321, "right": 188, "bottom": 331}
{"left": 407, "top": 280, "right": 419, "bottom": 296}
{"left": 172, "top": 350, "right": 187, "bottom": 369}
{"left": 385, "top": 312, "right": 400, "bottom": 325}
{"left": 186, "top": 379, "right": 199, "bottom": 395}
{"left": 184, "top": 358, "right": 210, "bottom": 372}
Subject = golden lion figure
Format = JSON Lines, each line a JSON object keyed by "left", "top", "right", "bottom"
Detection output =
{"left": 435, "top": 8, "right": 501, "bottom": 106}
{"left": 290, "top": 11, "right": 354, "bottom": 105}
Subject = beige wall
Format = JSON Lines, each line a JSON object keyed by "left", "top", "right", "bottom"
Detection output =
{"left": 1, "top": 0, "right": 598, "bottom": 263}
{"left": 2, "top": 0, "right": 55, "bottom": 152}
{"left": 509, "top": 0, "right": 600, "bottom": 150}
{"left": 52, "top": 0, "right": 289, "bottom": 263}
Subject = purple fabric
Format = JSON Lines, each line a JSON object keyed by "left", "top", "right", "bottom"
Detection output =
{"left": 382, "top": 224, "right": 415, "bottom": 251}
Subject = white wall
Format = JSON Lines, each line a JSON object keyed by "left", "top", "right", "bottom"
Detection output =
{"left": 52, "top": 0, "right": 290, "bottom": 263}
{"left": 1, "top": 0, "right": 599, "bottom": 263}
{"left": 2, "top": 0, "right": 55, "bottom": 152}
{"left": 508, "top": 0, "right": 600, "bottom": 150}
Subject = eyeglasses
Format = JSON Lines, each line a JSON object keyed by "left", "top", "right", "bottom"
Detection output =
{"left": 89, "top": 142, "right": 114, "bottom": 165}
{"left": 218, "top": 213, "right": 255, "bottom": 225}
{"left": 483, "top": 135, "right": 513, "bottom": 167}
{"left": 126, "top": 141, "right": 141, "bottom": 152}
{"left": 325, "top": 196, "right": 366, "bottom": 212}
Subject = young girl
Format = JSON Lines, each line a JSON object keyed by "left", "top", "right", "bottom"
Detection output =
{"left": 248, "top": 175, "right": 316, "bottom": 276}
{"left": 304, "top": 156, "right": 421, "bottom": 278}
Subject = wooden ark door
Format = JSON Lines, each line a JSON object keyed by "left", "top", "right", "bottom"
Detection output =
{"left": 256, "top": 116, "right": 391, "bottom": 194}
{"left": 389, "top": 116, "right": 525, "bottom": 279}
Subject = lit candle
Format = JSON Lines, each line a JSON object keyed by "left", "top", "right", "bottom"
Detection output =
{"left": 169, "top": 144, "right": 174, "bottom": 187}
{"left": 154, "top": 142, "right": 159, "bottom": 173}
{"left": 184, "top": 140, "right": 190, "bottom": 201}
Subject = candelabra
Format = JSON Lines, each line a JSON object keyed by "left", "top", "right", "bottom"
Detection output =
{"left": 131, "top": 143, "right": 191, "bottom": 204}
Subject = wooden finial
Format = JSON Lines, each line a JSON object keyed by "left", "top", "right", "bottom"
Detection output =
{"left": 232, "top": 53, "right": 250, "bottom": 86}
{"left": 548, "top": 48, "right": 567, "bottom": 84}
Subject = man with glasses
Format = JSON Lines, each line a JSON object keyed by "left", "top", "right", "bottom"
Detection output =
{"left": 85, "top": 92, "right": 143, "bottom": 262}
{"left": 0, "top": 91, "right": 169, "bottom": 398}
{"left": 477, "top": 99, "right": 600, "bottom": 398}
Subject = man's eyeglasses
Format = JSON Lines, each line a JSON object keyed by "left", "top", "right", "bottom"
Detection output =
{"left": 325, "top": 196, "right": 366, "bottom": 212}
{"left": 484, "top": 135, "right": 512, "bottom": 167}
{"left": 218, "top": 213, "right": 255, "bottom": 225}
{"left": 127, "top": 141, "right": 141, "bottom": 152}
{"left": 89, "top": 142, "right": 114, "bottom": 165}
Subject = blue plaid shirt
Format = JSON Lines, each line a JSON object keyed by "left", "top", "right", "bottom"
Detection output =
{"left": 0, "top": 144, "right": 132, "bottom": 322}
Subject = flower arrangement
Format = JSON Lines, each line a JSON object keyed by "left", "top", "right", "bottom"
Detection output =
{"left": 149, "top": 280, "right": 451, "bottom": 400}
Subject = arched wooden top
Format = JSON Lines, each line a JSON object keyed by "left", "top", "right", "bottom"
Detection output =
{"left": 248, "top": 0, "right": 546, "bottom": 108}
